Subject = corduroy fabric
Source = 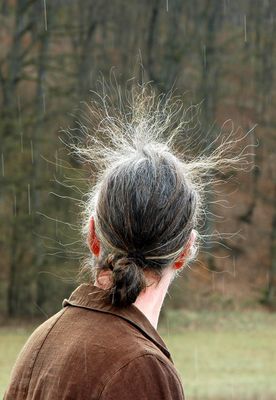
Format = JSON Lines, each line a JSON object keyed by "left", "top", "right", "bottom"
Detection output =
{"left": 4, "top": 283, "right": 185, "bottom": 400}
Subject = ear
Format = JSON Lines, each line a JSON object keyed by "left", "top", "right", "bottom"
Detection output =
{"left": 87, "top": 216, "right": 100, "bottom": 257}
{"left": 173, "top": 230, "right": 196, "bottom": 270}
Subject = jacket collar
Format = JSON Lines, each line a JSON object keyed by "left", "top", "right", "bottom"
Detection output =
{"left": 62, "top": 283, "right": 172, "bottom": 361}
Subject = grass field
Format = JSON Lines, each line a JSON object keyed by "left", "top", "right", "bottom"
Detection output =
{"left": 1, "top": 310, "right": 276, "bottom": 399}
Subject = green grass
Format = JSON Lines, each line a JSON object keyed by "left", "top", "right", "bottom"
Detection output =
{"left": 160, "top": 310, "right": 276, "bottom": 399}
{"left": 1, "top": 311, "right": 276, "bottom": 400}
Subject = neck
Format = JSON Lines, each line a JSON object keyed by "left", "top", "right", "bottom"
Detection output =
{"left": 95, "top": 267, "right": 174, "bottom": 330}
{"left": 134, "top": 268, "right": 174, "bottom": 329}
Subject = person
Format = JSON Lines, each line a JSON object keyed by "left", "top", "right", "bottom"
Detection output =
{"left": 4, "top": 87, "right": 231, "bottom": 400}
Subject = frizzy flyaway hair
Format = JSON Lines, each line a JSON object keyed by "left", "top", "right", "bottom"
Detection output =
{"left": 65, "top": 83, "right": 252, "bottom": 307}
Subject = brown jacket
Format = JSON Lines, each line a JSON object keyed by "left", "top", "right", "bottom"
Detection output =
{"left": 4, "top": 284, "right": 185, "bottom": 400}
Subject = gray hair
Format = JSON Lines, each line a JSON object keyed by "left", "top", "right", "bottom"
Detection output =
{"left": 69, "top": 84, "right": 249, "bottom": 306}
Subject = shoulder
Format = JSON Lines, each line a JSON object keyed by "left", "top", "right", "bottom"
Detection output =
{"left": 99, "top": 353, "right": 185, "bottom": 400}
{"left": 14, "top": 308, "right": 66, "bottom": 359}
{"left": 4, "top": 309, "right": 66, "bottom": 399}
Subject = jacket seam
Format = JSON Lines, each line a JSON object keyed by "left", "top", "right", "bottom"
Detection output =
{"left": 97, "top": 353, "right": 181, "bottom": 400}
{"left": 24, "top": 307, "right": 67, "bottom": 398}
{"left": 151, "top": 354, "right": 185, "bottom": 397}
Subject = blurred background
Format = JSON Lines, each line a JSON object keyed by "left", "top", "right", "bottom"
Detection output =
{"left": 0, "top": 1, "right": 275, "bottom": 399}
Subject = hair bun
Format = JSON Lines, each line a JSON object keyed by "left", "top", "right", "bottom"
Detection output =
{"left": 109, "top": 257, "right": 146, "bottom": 307}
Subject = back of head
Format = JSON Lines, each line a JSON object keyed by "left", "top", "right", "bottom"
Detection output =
{"left": 95, "top": 145, "right": 197, "bottom": 306}
{"left": 70, "top": 85, "right": 243, "bottom": 307}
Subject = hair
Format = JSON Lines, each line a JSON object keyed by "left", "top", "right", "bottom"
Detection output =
{"left": 67, "top": 83, "right": 250, "bottom": 307}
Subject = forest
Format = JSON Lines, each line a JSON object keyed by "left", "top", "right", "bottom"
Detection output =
{"left": 0, "top": 0, "right": 275, "bottom": 318}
